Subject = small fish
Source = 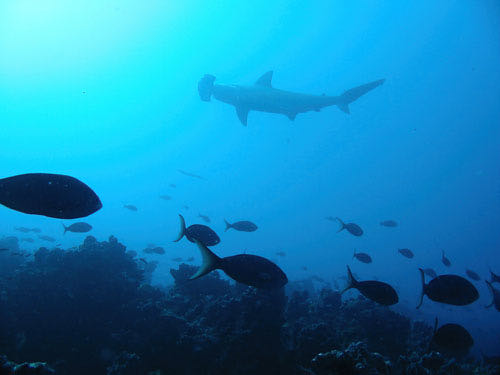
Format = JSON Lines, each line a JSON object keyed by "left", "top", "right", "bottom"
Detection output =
{"left": 431, "top": 319, "right": 473, "bottom": 356}
{"left": 441, "top": 250, "right": 451, "bottom": 267}
{"left": 186, "top": 256, "right": 195, "bottom": 262}
{"left": 335, "top": 218, "right": 363, "bottom": 237}
{"left": 10, "top": 252, "right": 23, "bottom": 256}
{"left": 422, "top": 268, "right": 438, "bottom": 279}
{"left": 198, "top": 213, "right": 211, "bottom": 223}
{"left": 177, "top": 169, "right": 206, "bottom": 180}
{"left": 190, "top": 240, "right": 287, "bottom": 289}
{"left": 0, "top": 173, "right": 102, "bottom": 219}
{"left": 15, "top": 227, "right": 31, "bottom": 233}
{"left": 380, "top": 220, "right": 398, "bottom": 227}
{"left": 490, "top": 269, "right": 500, "bottom": 284}
{"left": 63, "top": 222, "right": 92, "bottom": 234}
{"left": 398, "top": 248, "right": 414, "bottom": 259}
{"left": 465, "top": 269, "right": 480, "bottom": 281}
{"left": 353, "top": 249, "right": 372, "bottom": 264}
{"left": 38, "top": 235, "right": 56, "bottom": 242}
{"left": 169, "top": 183, "right": 176, "bottom": 188}
{"left": 341, "top": 265, "right": 398, "bottom": 306}
{"left": 276, "top": 251, "right": 286, "bottom": 257}
{"left": 301, "top": 266, "right": 308, "bottom": 271}
{"left": 30, "top": 228, "right": 41, "bottom": 233}
{"left": 171, "top": 257, "right": 183, "bottom": 262}
{"left": 224, "top": 219, "right": 258, "bottom": 232}
{"left": 311, "top": 275, "right": 326, "bottom": 283}
{"left": 152, "top": 247, "right": 165, "bottom": 255}
{"left": 417, "top": 268, "right": 479, "bottom": 308}
{"left": 0, "top": 248, "right": 8, "bottom": 252}
{"left": 123, "top": 204, "right": 138, "bottom": 211}
{"left": 21, "top": 238, "right": 35, "bottom": 243}
{"left": 174, "top": 214, "right": 220, "bottom": 246}
{"left": 485, "top": 280, "right": 500, "bottom": 311}
{"left": 159, "top": 195, "right": 172, "bottom": 201}
{"left": 139, "top": 258, "right": 148, "bottom": 264}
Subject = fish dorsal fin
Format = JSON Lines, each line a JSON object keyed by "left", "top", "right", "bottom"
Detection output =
{"left": 255, "top": 71, "right": 273, "bottom": 88}
{"left": 235, "top": 106, "right": 249, "bottom": 126}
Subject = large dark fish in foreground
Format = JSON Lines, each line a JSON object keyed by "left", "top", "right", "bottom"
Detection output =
{"left": 224, "top": 219, "right": 258, "bottom": 232}
{"left": 430, "top": 319, "right": 473, "bottom": 356}
{"left": 336, "top": 218, "right": 363, "bottom": 237}
{"left": 417, "top": 268, "right": 479, "bottom": 308}
{"left": 190, "top": 240, "right": 288, "bottom": 289}
{"left": 0, "top": 173, "right": 102, "bottom": 219}
{"left": 174, "top": 214, "right": 220, "bottom": 246}
{"left": 353, "top": 249, "right": 372, "bottom": 264}
{"left": 485, "top": 280, "right": 500, "bottom": 311}
{"left": 63, "top": 222, "right": 92, "bottom": 234}
{"left": 441, "top": 250, "right": 451, "bottom": 267}
{"left": 380, "top": 220, "right": 398, "bottom": 227}
{"left": 341, "top": 266, "right": 398, "bottom": 306}
{"left": 198, "top": 71, "right": 385, "bottom": 125}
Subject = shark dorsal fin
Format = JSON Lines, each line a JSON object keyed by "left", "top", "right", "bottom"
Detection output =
{"left": 255, "top": 71, "right": 273, "bottom": 87}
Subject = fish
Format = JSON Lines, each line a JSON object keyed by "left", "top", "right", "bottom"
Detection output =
{"left": 0, "top": 248, "right": 8, "bottom": 252}
{"left": 159, "top": 195, "right": 172, "bottom": 201}
{"left": 485, "top": 280, "right": 500, "bottom": 311}
{"left": 63, "top": 222, "right": 92, "bottom": 234}
{"left": 123, "top": 204, "right": 138, "bottom": 211}
{"left": 169, "top": 183, "right": 176, "bottom": 188}
{"left": 422, "top": 268, "right": 438, "bottom": 279}
{"left": 417, "top": 268, "right": 479, "bottom": 308}
{"left": 441, "top": 250, "right": 451, "bottom": 267}
{"left": 171, "top": 257, "right": 183, "bottom": 262}
{"left": 198, "top": 213, "right": 211, "bottom": 223}
{"left": 198, "top": 71, "right": 385, "bottom": 125}
{"left": 21, "top": 238, "right": 35, "bottom": 243}
{"left": 276, "top": 251, "right": 286, "bottom": 257}
{"left": 398, "top": 248, "right": 414, "bottom": 259}
{"left": 341, "top": 266, "right": 398, "bottom": 306}
{"left": 173, "top": 214, "right": 220, "bottom": 246}
{"left": 335, "top": 217, "right": 363, "bottom": 237}
{"left": 38, "top": 235, "right": 56, "bottom": 242}
{"left": 224, "top": 219, "right": 258, "bottom": 232}
{"left": 0, "top": 173, "right": 102, "bottom": 219}
{"left": 190, "top": 240, "right": 288, "bottom": 289}
{"left": 490, "top": 269, "right": 500, "bottom": 284}
{"left": 353, "top": 249, "right": 372, "bottom": 264}
{"left": 177, "top": 169, "right": 206, "bottom": 180}
{"left": 465, "top": 269, "right": 481, "bottom": 281}
{"left": 380, "top": 220, "right": 398, "bottom": 227}
{"left": 431, "top": 319, "right": 473, "bottom": 356}
{"left": 139, "top": 258, "right": 148, "bottom": 264}
{"left": 186, "top": 256, "right": 195, "bottom": 262}
{"left": 143, "top": 247, "right": 165, "bottom": 255}
{"left": 14, "top": 227, "right": 31, "bottom": 233}
{"left": 30, "top": 228, "right": 41, "bottom": 233}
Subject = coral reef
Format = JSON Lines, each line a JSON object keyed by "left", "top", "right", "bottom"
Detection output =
{"left": 0, "top": 354, "right": 54, "bottom": 375}
{"left": 0, "top": 236, "right": 497, "bottom": 374}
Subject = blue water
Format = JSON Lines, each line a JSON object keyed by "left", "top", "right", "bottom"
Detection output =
{"left": 1, "top": 0, "right": 499, "bottom": 357}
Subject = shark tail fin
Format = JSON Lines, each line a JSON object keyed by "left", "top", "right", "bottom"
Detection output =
{"left": 340, "top": 265, "right": 356, "bottom": 294}
{"left": 416, "top": 268, "right": 426, "bottom": 309}
{"left": 173, "top": 214, "right": 186, "bottom": 242}
{"left": 198, "top": 74, "right": 216, "bottom": 101}
{"left": 190, "top": 240, "right": 221, "bottom": 280}
{"left": 336, "top": 79, "right": 385, "bottom": 114}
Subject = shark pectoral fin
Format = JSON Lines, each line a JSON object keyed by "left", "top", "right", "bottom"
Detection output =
{"left": 255, "top": 71, "right": 273, "bottom": 88}
{"left": 235, "top": 106, "right": 249, "bottom": 126}
{"left": 337, "top": 103, "right": 350, "bottom": 114}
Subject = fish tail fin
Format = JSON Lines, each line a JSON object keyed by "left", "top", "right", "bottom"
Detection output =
{"left": 173, "top": 214, "right": 186, "bottom": 242}
{"left": 224, "top": 219, "right": 232, "bottom": 232}
{"left": 190, "top": 240, "right": 221, "bottom": 280}
{"left": 485, "top": 280, "right": 494, "bottom": 308}
{"left": 416, "top": 268, "right": 425, "bottom": 309}
{"left": 353, "top": 249, "right": 356, "bottom": 258}
{"left": 336, "top": 79, "right": 385, "bottom": 114}
{"left": 335, "top": 217, "right": 345, "bottom": 232}
{"left": 62, "top": 223, "right": 67, "bottom": 234}
{"left": 341, "top": 265, "right": 356, "bottom": 294}
{"left": 198, "top": 74, "right": 215, "bottom": 101}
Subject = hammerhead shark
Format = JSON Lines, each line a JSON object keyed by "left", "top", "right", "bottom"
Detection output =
{"left": 198, "top": 71, "right": 385, "bottom": 125}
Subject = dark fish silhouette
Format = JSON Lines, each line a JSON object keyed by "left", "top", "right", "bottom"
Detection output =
{"left": 224, "top": 219, "right": 258, "bottom": 232}
{"left": 177, "top": 169, "right": 206, "bottom": 180}
{"left": 31, "top": 228, "right": 41, "bottom": 233}
{"left": 186, "top": 256, "right": 195, "bottom": 262}
{"left": 169, "top": 183, "right": 176, "bottom": 188}
{"left": 417, "top": 268, "right": 479, "bottom": 308}
{"left": 159, "top": 195, "right": 172, "bottom": 201}
{"left": 143, "top": 247, "right": 165, "bottom": 255}
{"left": 380, "top": 220, "right": 398, "bottom": 227}
{"left": 353, "top": 249, "right": 372, "bottom": 264}
{"left": 14, "top": 227, "right": 31, "bottom": 233}
{"left": 341, "top": 265, "right": 398, "bottom": 306}
{"left": 398, "top": 248, "right": 414, "bottom": 259}
{"left": 276, "top": 251, "right": 286, "bottom": 257}
{"left": 422, "top": 268, "right": 438, "bottom": 279}
{"left": 174, "top": 214, "right": 220, "bottom": 246}
{"left": 63, "top": 222, "right": 92, "bottom": 234}
{"left": 171, "top": 257, "right": 183, "bottom": 262}
{"left": 485, "top": 280, "right": 500, "bottom": 311}
{"left": 336, "top": 218, "right": 363, "bottom": 237}
{"left": 38, "top": 235, "right": 56, "bottom": 242}
{"left": 139, "top": 258, "right": 148, "bottom": 264}
{"left": 123, "top": 204, "right": 138, "bottom": 211}
{"left": 465, "top": 269, "right": 480, "bottom": 281}
{"left": 431, "top": 319, "right": 473, "bottom": 356}
{"left": 0, "top": 173, "right": 102, "bottom": 219}
{"left": 490, "top": 270, "right": 500, "bottom": 284}
{"left": 441, "top": 250, "right": 451, "bottom": 267}
{"left": 190, "top": 240, "right": 287, "bottom": 289}
{"left": 198, "top": 213, "right": 211, "bottom": 223}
